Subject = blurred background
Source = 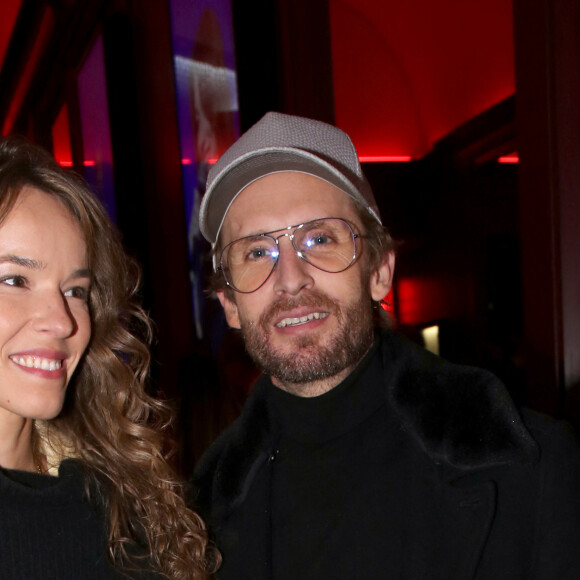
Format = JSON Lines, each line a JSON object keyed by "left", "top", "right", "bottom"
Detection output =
{"left": 1, "top": 0, "right": 579, "bottom": 473}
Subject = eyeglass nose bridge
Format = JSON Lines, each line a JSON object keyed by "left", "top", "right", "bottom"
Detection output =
{"left": 270, "top": 225, "right": 308, "bottom": 262}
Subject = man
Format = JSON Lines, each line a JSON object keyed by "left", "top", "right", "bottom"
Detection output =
{"left": 193, "top": 112, "right": 580, "bottom": 579}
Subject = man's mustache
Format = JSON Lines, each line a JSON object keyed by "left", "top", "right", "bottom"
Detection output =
{"left": 258, "top": 291, "right": 339, "bottom": 330}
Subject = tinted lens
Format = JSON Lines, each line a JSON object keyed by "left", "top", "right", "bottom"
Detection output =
{"left": 221, "top": 235, "right": 278, "bottom": 292}
{"left": 294, "top": 218, "right": 357, "bottom": 272}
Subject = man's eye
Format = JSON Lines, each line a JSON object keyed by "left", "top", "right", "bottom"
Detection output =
{"left": 0, "top": 275, "right": 28, "bottom": 288}
{"left": 305, "top": 234, "right": 332, "bottom": 248}
{"left": 247, "top": 247, "right": 272, "bottom": 261}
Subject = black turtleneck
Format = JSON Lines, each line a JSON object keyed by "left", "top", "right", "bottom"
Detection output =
{"left": 0, "top": 459, "right": 161, "bottom": 580}
{"left": 265, "top": 338, "right": 403, "bottom": 580}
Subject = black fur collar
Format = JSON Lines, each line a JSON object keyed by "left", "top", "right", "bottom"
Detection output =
{"left": 381, "top": 331, "right": 538, "bottom": 470}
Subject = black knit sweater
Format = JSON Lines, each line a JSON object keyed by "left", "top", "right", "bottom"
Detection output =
{"left": 265, "top": 340, "right": 392, "bottom": 579}
{"left": 0, "top": 459, "right": 160, "bottom": 580}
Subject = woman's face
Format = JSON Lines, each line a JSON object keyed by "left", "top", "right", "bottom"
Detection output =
{"left": 0, "top": 186, "right": 91, "bottom": 428}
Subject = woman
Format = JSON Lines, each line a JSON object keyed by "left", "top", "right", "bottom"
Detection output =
{"left": 0, "top": 136, "right": 219, "bottom": 579}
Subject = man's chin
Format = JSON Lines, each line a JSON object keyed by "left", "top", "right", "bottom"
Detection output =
{"left": 251, "top": 332, "right": 369, "bottom": 387}
{"left": 271, "top": 329, "right": 319, "bottom": 349}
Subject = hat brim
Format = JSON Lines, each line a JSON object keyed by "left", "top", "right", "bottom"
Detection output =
{"left": 200, "top": 148, "right": 380, "bottom": 244}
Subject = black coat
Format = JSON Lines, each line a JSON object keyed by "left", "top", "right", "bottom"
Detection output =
{"left": 193, "top": 331, "right": 580, "bottom": 579}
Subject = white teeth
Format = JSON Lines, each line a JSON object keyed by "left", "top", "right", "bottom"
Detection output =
{"left": 10, "top": 356, "right": 62, "bottom": 371}
{"left": 276, "top": 312, "right": 329, "bottom": 328}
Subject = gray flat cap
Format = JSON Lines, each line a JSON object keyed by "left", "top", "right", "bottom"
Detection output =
{"left": 199, "top": 112, "right": 382, "bottom": 244}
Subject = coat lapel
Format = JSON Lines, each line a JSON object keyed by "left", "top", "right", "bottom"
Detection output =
{"left": 417, "top": 480, "right": 497, "bottom": 580}
{"left": 376, "top": 414, "right": 499, "bottom": 580}
{"left": 378, "top": 331, "right": 537, "bottom": 579}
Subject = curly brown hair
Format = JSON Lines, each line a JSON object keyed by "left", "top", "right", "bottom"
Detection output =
{"left": 0, "top": 136, "right": 220, "bottom": 579}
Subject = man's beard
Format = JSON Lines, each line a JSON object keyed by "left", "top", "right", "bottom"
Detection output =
{"left": 238, "top": 289, "right": 375, "bottom": 387}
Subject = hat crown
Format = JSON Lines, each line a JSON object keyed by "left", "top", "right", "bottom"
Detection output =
{"left": 200, "top": 112, "right": 382, "bottom": 244}
{"left": 207, "top": 112, "right": 364, "bottom": 191}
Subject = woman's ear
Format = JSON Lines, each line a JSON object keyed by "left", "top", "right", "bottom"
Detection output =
{"left": 369, "top": 251, "right": 395, "bottom": 302}
{"left": 217, "top": 290, "right": 241, "bottom": 329}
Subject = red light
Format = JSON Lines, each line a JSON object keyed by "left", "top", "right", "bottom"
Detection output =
{"left": 181, "top": 158, "right": 192, "bottom": 165}
{"left": 380, "top": 289, "right": 395, "bottom": 314}
{"left": 207, "top": 157, "right": 218, "bottom": 165}
{"left": 83, "top": 160, "right": 96, "bottom": 167}
{"left": 396, "top": 275, "right": 473, "bottom": 326}
{"left": 2, "top": 7, "right": 54, "bottom": 136}
{"left": 498, "top": 155, "right": 519, "bottom": 164}
{"left": 52, "top": 104, "right": 73, "bottom": 167}
{"left": 359, "top": 155, "right": 412, "bottom": 163}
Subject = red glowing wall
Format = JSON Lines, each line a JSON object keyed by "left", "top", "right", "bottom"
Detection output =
{"left": 330, "top": 0, "right": 515, "bottom": 159}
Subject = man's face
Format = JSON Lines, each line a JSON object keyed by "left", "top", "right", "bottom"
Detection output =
{"left": 218, "top": 171, "right": 394, "bottom": 396}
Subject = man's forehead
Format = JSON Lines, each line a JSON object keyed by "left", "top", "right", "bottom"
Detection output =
{"left": 220, "top": 171, "right": 359, "bottom": 241}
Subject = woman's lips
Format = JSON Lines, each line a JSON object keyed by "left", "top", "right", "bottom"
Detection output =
{"left": 9, "top": 350, "right": 67, "bottom": 378}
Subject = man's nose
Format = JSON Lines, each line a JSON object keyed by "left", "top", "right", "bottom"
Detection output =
{"left": 272, "top": 236, "right": 314, "bottom": 295}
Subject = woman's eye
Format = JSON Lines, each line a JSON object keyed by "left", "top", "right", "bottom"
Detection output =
{"left": 0, "top": 275, "right": 28, "bottom": 288}
{"left": 64, "top": 286, "right": 89, "bottom": 301}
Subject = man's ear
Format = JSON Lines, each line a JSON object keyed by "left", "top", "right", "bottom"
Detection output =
{"left": 369, "top": 251, "right": 395, "bottom": 302}
{"left": 217, "top": 290, "right": 241, "bottom": 329}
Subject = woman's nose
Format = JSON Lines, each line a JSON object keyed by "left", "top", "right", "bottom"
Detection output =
{"left": 31, "top": 292, "right": 76, "bottom": 338}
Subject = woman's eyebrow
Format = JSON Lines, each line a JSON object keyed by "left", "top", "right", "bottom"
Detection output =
{"left": 0, "top": 256, "right": 91, "bottom": 280}
{"left": 72, "top": 268, "right": 91, "bottom": 280}
{"left": 0, "top": 254, "right": 44, "bottom": 269}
